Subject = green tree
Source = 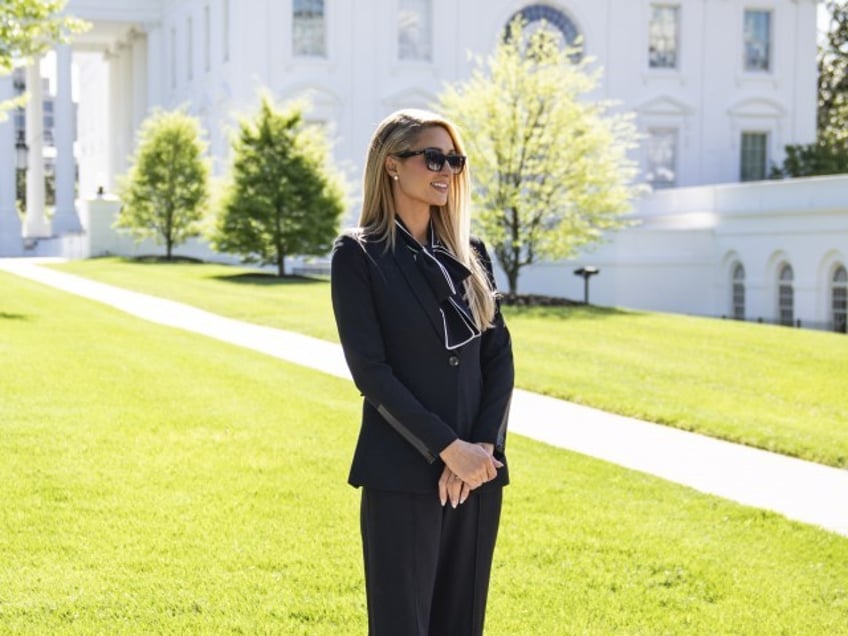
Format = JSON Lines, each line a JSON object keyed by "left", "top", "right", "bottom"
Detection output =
{"left": 439, "top": 18, "right": 642, "bottom": 294}
{"left": 212, "top": 96, "right": 346, "bottom": 277}
{"left": 116, "top": 109, "right": 210, "bottom": 260}
{"left": 0, "top": 0, "right": 88, "bottom": 116}
{"left": 772, "top": 1, "right": 848, "bottom": 177}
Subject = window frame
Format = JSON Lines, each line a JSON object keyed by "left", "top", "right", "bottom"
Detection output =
{"left": 644, "top": 126, "right": 679, "bottom": 189}
{"left": 732, "top": 262, "right": 746, "bottom": 320}
{"left": 778, "top": 263, "right": 794, "bottom": 327}
{"left": 832, "top": 265, "right": 847, "bottom": 333}
{"left": 743, "top": 8, "right": 772, "bottom": 73}
{"left": 648, "top": 4, "right": 680, "bottom": 71}
{"left": 397, "top": 0, "right": 433, "bottom": 63}
{"left": 292, "top": 0, "right": 327, "bottom": 58}
{"left": 739, "top": 131, "right": 769, "bottom": 182}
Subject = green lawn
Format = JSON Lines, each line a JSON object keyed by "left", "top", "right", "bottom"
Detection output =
{"left": 2, "top": 271, "right": 847, "bottom": 635}
{"left": 51, "top": 258, "right": 848, "bottom": 468}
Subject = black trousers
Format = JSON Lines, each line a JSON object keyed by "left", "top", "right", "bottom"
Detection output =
{"left": 360, "top": 486, "right": 503, "bottom": 636}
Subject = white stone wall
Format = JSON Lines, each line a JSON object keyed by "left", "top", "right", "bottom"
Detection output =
{"left": 74, "top": 0, "right": 818, "bottom": 196}
{"left": 519, "top": 175, "right": 848, "bottom": 329}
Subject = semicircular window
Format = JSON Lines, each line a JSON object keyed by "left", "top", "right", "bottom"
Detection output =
{"left": 507, "top": 4, "right": 583, "bottom": 61}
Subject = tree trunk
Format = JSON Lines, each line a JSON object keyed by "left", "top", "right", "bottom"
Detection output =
{"left": 506, "top": 267, "right": 519, "bottom": 294}
{"left": 166, "top": 237, "right": 173, "bottom": 261}
{"left": 277, "top": 252, "right": 286, "bottom": 277}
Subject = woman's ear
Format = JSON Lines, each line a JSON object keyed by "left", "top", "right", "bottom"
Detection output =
{"left": 384, "top": 157, "right": 398, "bottom": 180}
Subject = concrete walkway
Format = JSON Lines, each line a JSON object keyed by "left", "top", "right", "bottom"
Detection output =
{"left": 3, "top": 258, "right": 847, "bottom": 538}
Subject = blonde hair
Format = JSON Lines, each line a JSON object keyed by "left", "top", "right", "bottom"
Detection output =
{"left": 359, "top": 108, "right": 496, "bottom": 330}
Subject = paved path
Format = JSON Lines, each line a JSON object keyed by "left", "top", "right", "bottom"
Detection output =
{"left": 3, "top": 258, "right": 847, "bottom": 537}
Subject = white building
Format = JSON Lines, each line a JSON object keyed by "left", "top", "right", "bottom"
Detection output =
{"left": 1, "top": 0, "right": 845, "bottom": 332}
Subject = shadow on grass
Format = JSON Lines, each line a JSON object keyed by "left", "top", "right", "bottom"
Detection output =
{"left": 210, "top": 272, "right": 329, "bottom": 287}
{"left": 0, "top": 312, "right": 31, "bottom": 321}
{"left": 118, "top": 255, "right": 206, "bottom": 264}
{"left": 503, "top": 303, "right": 643, "bottom": 321}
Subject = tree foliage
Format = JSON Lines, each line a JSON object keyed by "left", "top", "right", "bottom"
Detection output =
{"left": 212, "top": 96, "right": 346, "bottom": 277}
{"left": 116, "top": 109, "right": 210, "bottom": 260}
{"left": 0, "top": 0, "right": 88, "bottom": 116}
{"left": 773, "top": 1, "right": 848, "bottom": 177}
{"left": 439, "top": 18, "right": 642, "bottom": 294}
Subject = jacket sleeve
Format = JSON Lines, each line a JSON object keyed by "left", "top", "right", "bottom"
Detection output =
{"left": 330, "top": 234, "right": 459, "bottom": 463}
{"left": 469, "top": 239, "right": 514, "bottom": 453}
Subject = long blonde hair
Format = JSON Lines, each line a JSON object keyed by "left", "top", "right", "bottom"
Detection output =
{"left": 359, "top": 108, "right": 496, "bottom": 330}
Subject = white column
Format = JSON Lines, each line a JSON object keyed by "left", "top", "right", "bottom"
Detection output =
{"left": 0, "top": 73, "right": 23, "bottom": 255}
{"left": 24, "top": 58, "right": 50, "bottom": 237}
{"left": 130, "top": 30, "right": 148, "bottom": 137}
{"left": 146, "top": 24, "right": 163, "bottom": 109}
{"left": 52, "top": 44, "right": 82, "bottom": 234}
{"left": 105, "top": 48, "right": 122, "bottom": 193}
{"left": 119, "top": 41, "right": 134, "bottom": 176}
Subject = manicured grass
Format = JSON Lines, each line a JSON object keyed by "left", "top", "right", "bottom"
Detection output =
{"left": 51, "top": 258, "right": 848, "bottom": 468}
{"left": 3, "top": 271, "right": 848, "bottom": 634}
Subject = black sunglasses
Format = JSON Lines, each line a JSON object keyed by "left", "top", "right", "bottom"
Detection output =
{"left": 394, "top": 147, "right": 467, "bottom": 174}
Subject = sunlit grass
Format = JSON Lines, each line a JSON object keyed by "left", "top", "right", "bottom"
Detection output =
{"left": 2, "top": 271, "right": 847, "bottom": 634}
{"left": 51, "top": 258, "right": 848, "bottom": 468}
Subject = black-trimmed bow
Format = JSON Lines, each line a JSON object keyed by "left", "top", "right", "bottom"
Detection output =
{"left": 395, "top": 220, "right": 481, "bottom": 350}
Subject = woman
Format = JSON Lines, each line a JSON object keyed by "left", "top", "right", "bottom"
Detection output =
{"left": 330, "top": 109, "right": 514, "bottom": 636}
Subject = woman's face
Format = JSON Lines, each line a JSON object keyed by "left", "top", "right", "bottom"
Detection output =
{"left": 388, "top": 125, "right": 457, "bottom": 214}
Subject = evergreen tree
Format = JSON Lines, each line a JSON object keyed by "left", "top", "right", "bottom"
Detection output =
{"left": 116, "top": 109, "right": 210, "bottom": 260}
{"left": 439, "top": 18, "right": 642, "bottom": 294}
{"left": 773, "top": 1, "right": 848, "bottom": 177}
{"left": 212, "top": 96, "right": 346, "bottom": 277}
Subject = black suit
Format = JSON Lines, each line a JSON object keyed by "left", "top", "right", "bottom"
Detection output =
{"left": 330, "top": 230, "right": 514, "bottom": 635}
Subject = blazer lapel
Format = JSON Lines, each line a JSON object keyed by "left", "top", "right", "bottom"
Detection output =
{"left": 391, "top": 245, "right": 447, "bottom": 344}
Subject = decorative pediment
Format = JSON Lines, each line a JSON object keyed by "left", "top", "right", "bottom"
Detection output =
{"left": 279, "top": 84, "right": 343, "bottom": 111}
{"left": 727, "top": 97, "right": 785, "bottom": 118}
{"left": 381, "top": 87, "right": 437, "bottom": 111}
{"left": 636, "top": 95, "right": 695, "bottom": 116}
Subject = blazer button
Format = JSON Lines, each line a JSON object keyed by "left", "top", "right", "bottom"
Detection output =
{"left": 448, "top": 355, "right": 460, "bottom": 367}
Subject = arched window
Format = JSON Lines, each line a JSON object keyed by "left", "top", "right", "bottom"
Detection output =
{"left": 732, "top": 263, "right": 745, "bottom": 320}
{"left": 833, "top": 265, "right": 847, "bottom": 334}
{"left": 507, "top": 4, "right": 583, "bottom": 61}
{"left": 778, "top": 263, "right": 794, "bottom": 326}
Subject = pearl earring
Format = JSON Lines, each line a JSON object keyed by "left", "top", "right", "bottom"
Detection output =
{"left": 393, "top": 175, "right": 399, "bottom": 181}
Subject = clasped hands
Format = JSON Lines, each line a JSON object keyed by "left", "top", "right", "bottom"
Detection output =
{"left": 438, "top": 439, "right": 503, "bottom": 508}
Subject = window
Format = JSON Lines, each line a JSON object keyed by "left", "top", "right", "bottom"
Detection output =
{"left": 293, "top": 0, "right": 326, "bottom": 57}
{"left": 778, "top": 264, "right": 794, "bottom": 326}
{"left": 223, "top": 0, "right": 230, "bottom": 62}
{"left": 43, "top": 100, "right": 54, "bottom": 143}
{"left": 204, "top": 5, "right": 211, "bottom": 72}
{"left": 732, "top": 263, "right": 746, "bottom": 320}
{"left": 398, "top": 0, "right": 432, "bottom": 61}
{"left": 833, "top": 265, "right": 847, "bottom": 333}
{"left": 645, "top": 128, "right": 677, "bottom": 188}
{"left": 744, "top": 9, "right": 771, "bottom": 72}
{"left": 187, "top": 16, "right": 193, "bottom": 80}
{"left": 740, "top": 132, "right": 767, "bottom": 181}
{"left": 649, "top": 5, "right": 679, "bottom": 69}
{"left": 507, "top": 4, "right": 582, "bottom": 61}
{"left": 170, "top": 27, "right": 177, "bottom": 88}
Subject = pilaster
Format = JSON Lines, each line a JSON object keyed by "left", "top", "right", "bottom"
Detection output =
{"left": 52, "top": 44, "right": 83, "bottom": 234}
{"left": 0, "top": 74, "right": 22, "bottom": 255}
{"left": 24, "top": 58, "right": 50, "bottom": 238}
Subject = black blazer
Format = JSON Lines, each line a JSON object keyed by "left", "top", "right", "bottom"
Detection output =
{"left": 330, "top": 231, "right": 514, "bottom": 493}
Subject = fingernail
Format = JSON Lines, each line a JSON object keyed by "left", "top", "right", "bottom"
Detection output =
{"left": 460, "top": 496, "right": 467, "bottom": 505}
{"left": 440, "top": 497, "right": 446, "bottom": 506}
